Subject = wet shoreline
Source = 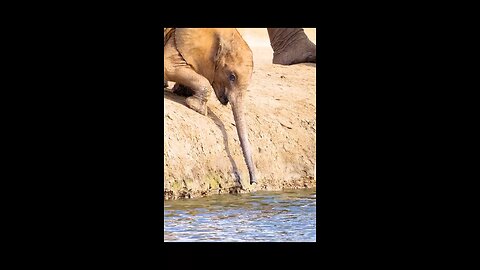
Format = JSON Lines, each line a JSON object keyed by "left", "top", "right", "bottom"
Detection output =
{"left": 164, "top": 188, "right": 316, "bottom": 242}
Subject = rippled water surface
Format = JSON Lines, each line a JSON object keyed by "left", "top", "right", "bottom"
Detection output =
{"left": 164, "top": 188, "right": 316, "bottom": 242}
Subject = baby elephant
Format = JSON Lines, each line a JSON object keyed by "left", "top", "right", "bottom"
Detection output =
{"left": 164, "top": 28, "right": 257, "bottom": 186}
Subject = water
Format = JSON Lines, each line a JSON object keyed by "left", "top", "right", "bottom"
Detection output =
{"left": 164, "top": 188, "right": 316, "bottom": 242}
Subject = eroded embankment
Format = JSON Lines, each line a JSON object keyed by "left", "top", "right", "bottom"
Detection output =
{"left": 164, "top": 64, "right": 316, "bottom": 200}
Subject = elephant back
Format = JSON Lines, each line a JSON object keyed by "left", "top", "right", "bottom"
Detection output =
{"left": 164, "top": 28, "right": 175, "bottom": 46}
{"left": 174, "top": 28, "right": 222, "bottom": 83}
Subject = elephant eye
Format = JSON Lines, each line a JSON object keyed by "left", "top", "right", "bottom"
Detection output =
{"left": 229, "top": 74, "right": 236, "bottom": 82}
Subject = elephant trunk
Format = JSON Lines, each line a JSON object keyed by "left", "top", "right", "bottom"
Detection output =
{"left": 230, "top": 96, "right": 257, "bottom": 185}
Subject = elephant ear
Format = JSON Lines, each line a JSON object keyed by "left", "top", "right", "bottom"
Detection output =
{"left": 175, "top": 28, "right": 220, "bottom": 83}
{"left": 213, "top": 36, "right": 231, "bottom": 69}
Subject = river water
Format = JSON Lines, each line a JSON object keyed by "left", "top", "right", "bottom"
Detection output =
{"left": 164, "top": 188, "right": 316, "bottom": 242}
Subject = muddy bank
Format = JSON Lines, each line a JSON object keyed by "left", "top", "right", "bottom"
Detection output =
{"left": 164, "top": 62, "right": 316, "bottom": 200}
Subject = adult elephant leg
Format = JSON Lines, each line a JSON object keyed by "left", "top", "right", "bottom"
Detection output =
{"left": 267, "top": 28, "right": 316, "bottom": 65}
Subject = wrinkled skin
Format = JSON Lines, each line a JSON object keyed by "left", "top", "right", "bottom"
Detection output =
{"left": 164, "top": 28, "right": 257, "bottom": 186}
{"left": 267, "top": 28, "right": 316, "bottom": 65}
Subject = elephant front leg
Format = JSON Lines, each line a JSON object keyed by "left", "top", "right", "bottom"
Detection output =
{"left": 172, "top": 83, "right": 195, "bottom": 97}
{"left": 185, "top": 90, "right": 210, "bottom": 116}
{"left": 165, "top": 67, "right": 212, "bottom": 116}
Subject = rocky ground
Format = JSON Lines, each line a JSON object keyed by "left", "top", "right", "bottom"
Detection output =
{"left": 164, "top": 28, "right": 316, "bottom": 200}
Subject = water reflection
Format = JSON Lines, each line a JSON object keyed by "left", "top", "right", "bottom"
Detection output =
{"left": 164, "top": 188, "right": 316, "bottom": 242}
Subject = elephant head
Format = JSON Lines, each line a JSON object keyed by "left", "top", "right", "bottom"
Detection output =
{"left": 174, "top": 28, "right": 257, "bottom": 185}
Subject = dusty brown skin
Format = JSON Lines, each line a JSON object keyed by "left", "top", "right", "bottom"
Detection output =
{"left": 164, "top": 28, "right": 257, "bottom": 186}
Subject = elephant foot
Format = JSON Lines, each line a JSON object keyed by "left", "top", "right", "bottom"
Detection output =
{"left": 272, "top": 37, "right": 316, "bottom": 65}
{"left": 268, "top": 28, "right": 316, "bottom": 65}
{"left": 186, "top": 96, "right": 208, "bottom": 116}
{"left": 172, "top": 83, "right": 194, "bottom": 97}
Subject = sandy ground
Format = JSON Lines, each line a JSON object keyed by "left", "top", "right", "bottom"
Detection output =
{"left": 164, "top": 29, "right": 316, "bottom": 200}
